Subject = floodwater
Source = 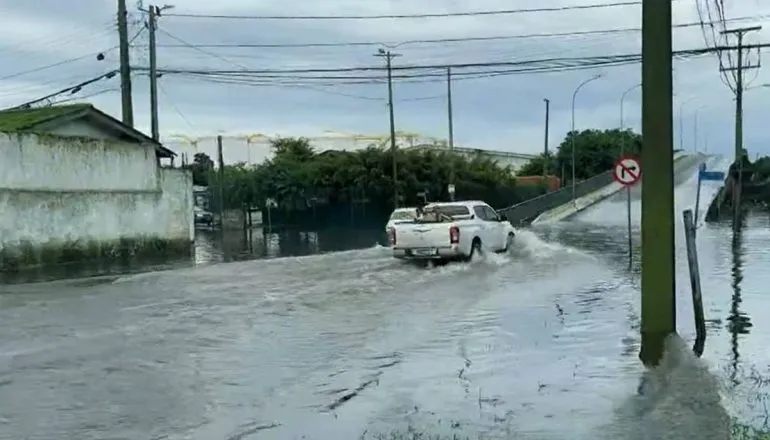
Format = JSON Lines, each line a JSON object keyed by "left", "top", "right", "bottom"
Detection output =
{"left": 1, "top": 207, "right": 769, "bottom": 439}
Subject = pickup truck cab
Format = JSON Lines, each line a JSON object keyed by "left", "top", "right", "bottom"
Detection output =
{"left": 388, "top": 200, "right": 515, "bottom": 262}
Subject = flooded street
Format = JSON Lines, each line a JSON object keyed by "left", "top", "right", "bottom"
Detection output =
{"left": 1, "top": 213, "right": 769, "bottom": 439}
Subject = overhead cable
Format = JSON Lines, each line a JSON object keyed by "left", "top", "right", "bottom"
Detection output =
{"left": 162, "top": 1, "right": 641, "bottom": 20}
{"left": 154, "top": 14, "right": 769, "bottom": 49}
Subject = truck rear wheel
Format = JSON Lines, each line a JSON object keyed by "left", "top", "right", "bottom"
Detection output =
{"left": 465, "top": 237, "right": 482, "bottom": 262}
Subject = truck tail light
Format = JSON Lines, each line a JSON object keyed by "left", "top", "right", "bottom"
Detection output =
{"left": 387, "top": 227, "right": 396, "bottom": 246}
{"left": 449, "top": 225, "right": 460, "bottom": 244}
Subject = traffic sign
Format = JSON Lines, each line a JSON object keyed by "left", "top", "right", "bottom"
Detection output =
{"left": 612, "top": 155, "right": 642, "bottom": 186}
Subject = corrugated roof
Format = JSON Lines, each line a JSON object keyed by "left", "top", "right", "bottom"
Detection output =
{"left": 0, "top": 104, "right": 91, "bottom": 132}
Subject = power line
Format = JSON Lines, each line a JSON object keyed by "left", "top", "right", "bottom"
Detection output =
{"left": 4, "top": 70, "right": 119, "bottom": 110}
{"left": 153, "top": 15, "right": 769, "bottom": 49}
{"left": 140, "top": 43, "right": 746, "bottom": 77}
{"left": 0, "top": 27, "right": 145, "bottom": 82}
{"left": 162, "top": 1, "right": 640, "bottom": 20}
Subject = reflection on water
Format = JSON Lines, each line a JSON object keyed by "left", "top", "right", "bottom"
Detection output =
{"left": 0, "top": 228, "right": 387, "bottom": 285}
{"left": 728, "top": 212, "right": 752, "bottom": 386}
{"left": 194, "top": 228, "right": 386, "bottom": 264}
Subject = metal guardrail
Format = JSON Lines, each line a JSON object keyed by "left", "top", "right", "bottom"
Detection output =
{"left": 498, "top": 170, "right": 614, "bottom": 225}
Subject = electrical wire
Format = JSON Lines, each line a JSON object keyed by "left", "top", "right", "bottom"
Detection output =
{"left": 4, "top": 70, "right": 119, "bottom": 110}
{"left": 141, "top": 43, "right": 750, "bottom": 78}
{"left": 154, "top": 14, "right": 770, "bottom": 49}
{"left": 0, "top": 26, "right": 145, "bottom": 81}
{"left": 162, "top": 1, "right": 641, "bottom": 20}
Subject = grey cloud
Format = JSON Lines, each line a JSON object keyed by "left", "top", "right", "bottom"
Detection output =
{"left": 2, "top": 0, "right": 770, "bottom": 156}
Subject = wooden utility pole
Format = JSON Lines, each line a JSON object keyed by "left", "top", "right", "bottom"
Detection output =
{"left": 375, "top": 49, "right": 401, "bottom": 209}
{"left": 543, "top": 98, "right": 551, "bottom": 178}
{"left": 447, "top": 67, "right": 455, "bottom": 201}
{"left": 117, "top": 0, "right": 134, "bottom": 127}
{"left": 639, "top": 0, "right": 675, "bottom": 367}
{"left": 148, "top": 5, "right": 159, "bottom": 141}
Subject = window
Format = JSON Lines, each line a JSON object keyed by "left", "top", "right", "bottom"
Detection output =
{"left": 390, "top": 210, "right": 415, "bottom": 220}
{"left": 473, "top": 206, "right": 487, "bottom": 220}
{"left": 483, "top": 206, "right": 500, "bottom": 221}
{"left": 428, "top": 205, "right": 470, "bottom": 218}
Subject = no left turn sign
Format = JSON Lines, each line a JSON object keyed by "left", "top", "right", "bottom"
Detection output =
{"left": 613, "top": 155, "right": 641, "bottom": 186}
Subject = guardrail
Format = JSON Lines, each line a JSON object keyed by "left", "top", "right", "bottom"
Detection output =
{"left": 498, "top": 170, "right": 614, "bottom": 225}
{"left": 499, "top": 152, "right": 693, "bottom": 226}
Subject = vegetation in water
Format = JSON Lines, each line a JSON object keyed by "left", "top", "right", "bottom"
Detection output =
{"left": 188, "top": 128, "right": 641, "bottom": 227}
{"left": 191, "top": 138, "right": 546, "bottom": 227}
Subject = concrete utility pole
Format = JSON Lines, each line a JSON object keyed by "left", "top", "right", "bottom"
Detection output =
{"left": 375, "top": 48, "right": 401, "bottom": 209}
{"left": 148, "top": 5, "right": 159, "bottom": 141}
{"left": 217, "top": 135, "right": 225, "bottom": 223}
{"left": 720, "top": 26, "right": 761, "bottom": 224}
{"left": 720, "top": 26, "right": 761, "bottom": 163}
{"left": 639, "top": 0, "right": 675, "bottom": 367}
{"left": 543, "top": 98, "right": 550, "bottom": 179}
{"left": 447, "top": 67, "right": 455, "bottom": 201}
{"left": 117, "top": 0, "right": 134, "bottom": 127}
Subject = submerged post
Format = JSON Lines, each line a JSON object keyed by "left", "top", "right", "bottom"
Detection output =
{"left": 683, "top": 209, "right": 706, "bottom": 357}
{"left": 639, "top": 0, "right": 676, "bottom": 366}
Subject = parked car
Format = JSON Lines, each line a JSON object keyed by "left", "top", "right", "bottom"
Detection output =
{"left": 194, "top": 206, "right": 214, "bottom": 226}
{"left": 385, "top": 207, "right": 417, "bottom": 232}
{"left": 388, "top": 200, "right": 515, "bottom": 263}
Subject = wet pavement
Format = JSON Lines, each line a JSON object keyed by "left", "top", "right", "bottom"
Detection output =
{"left": 1, "top": 207, "right": 769, "bottom": 439}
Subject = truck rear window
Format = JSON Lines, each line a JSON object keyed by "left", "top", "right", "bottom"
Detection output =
{"left": 390, "top": 210, "right": 415, "bottom": 220}
{"left": 425, "top": 205, "right": 470, "bottom": 217}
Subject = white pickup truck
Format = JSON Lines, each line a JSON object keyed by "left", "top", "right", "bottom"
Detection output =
{"left": 388, "top": 200, "right": 515, "bottom": 262}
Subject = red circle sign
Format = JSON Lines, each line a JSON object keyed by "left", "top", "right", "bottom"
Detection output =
{"left": 613, "top": 155, "right": 642, "bottom": 186}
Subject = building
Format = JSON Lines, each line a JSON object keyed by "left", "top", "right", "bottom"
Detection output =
{"left": 0, "top": 104, "right": 194, "bottom": 272}
{"left": 408, "top": 143, "right": 537, "bottom": 174}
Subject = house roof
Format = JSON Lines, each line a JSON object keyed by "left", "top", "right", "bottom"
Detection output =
{"left": 0, "top": 104, "right": 175, "bottom": 158}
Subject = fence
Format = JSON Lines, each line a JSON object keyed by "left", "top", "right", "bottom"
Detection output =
{"left": 498, "top": 171, "right": 615, "bottom": 225}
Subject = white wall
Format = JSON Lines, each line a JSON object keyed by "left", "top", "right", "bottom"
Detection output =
{"left": 0, "top": 133, "right": 193, "bottom": 258}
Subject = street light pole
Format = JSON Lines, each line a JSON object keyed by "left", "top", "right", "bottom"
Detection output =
{"left": 677, "top": 96, "right": 696, "bottom": 151}
{"left": 619, "top": 83, "right": 641, "bottom": 155}
{"left": 693, "top": 105, "right": 706, "bottom": 153}
{"left": 571, "top": 73, "right": 602, "bottom": 201}
{"left": 543, "top": 98, "right": 550, "bottom": 179}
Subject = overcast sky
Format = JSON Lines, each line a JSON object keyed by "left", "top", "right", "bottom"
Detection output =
{"left": 1, "top": 0, "right": 770, "bottom": 164}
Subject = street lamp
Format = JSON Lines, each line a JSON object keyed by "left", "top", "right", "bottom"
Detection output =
{"left": 571, "top": 73, "right": 603, "bottom": 201}
{"left": 693, "top": 105, "right": 707, "bottom": 153}
{"left": 619, "top": 83, "right": 641, "bottom": 155}
{"left": 677, "top": 96, "right": 697, "bottom": 151}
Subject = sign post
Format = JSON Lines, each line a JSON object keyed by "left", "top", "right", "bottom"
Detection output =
{"left": 695, "top": 164, "right": 726, "bottom": 228}
{"left": 613, "top": 155, "right": 642, "bottom": 270}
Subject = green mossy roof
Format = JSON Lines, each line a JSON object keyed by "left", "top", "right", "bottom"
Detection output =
{"left": 0, "top": 104, "right": 92, "bottom": 132}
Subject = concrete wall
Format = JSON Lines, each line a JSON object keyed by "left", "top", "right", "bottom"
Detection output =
{"left": 0, "top": 133, "right": 193, "bottom": 271}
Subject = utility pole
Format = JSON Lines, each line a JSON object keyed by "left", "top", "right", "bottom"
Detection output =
{"left": 217, "top": 135, "right": 225, "bottom": 224}
{"left": 117, "top": 0, "right": 134, "bottom": 127}
{"left": 543, "top": 98, "right": 551, "bottom": 179}
{"left": 148, "top": 5, "right": 159, "bottom": 141}
{"left": 447, "top": 67, "right": 455, "bottom": 201}
{"left": 639, "top": 0, "right": 675, "bottom": 367}
{"left": 720, "top": 26, "right": 761, "bottom": 163}
{"left": 375, "top": 48, "right": 401, "bottom": 209}
{"left": 720, "top": 26, "right": 761, "bottom": 224}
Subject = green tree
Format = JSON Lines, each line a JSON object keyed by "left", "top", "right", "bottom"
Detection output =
{"left": 518, "top": 128, "right": 641, "bottom": 181}
{"left": 208, "top": 137, "right": 543, "bottom": 227}
{"left": 186, "top": 152, "right": 214, "bottom": 186}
